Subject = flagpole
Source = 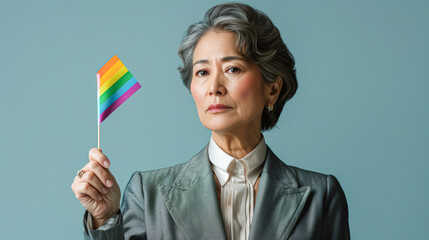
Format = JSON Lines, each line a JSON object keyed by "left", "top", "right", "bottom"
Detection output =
{"left": 98, "top": 124, "right": 100, "bottom": 150}
{"left": 97, "top": 73, "right": 101, "bottom": 150}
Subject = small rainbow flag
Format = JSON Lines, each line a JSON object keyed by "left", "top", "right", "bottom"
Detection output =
{"left": 97, "top": 55, "right": 141, "bottom": 123}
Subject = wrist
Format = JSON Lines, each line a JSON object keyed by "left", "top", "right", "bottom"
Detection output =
{"left": 92, "top": 217, "right": 108, "bottom": 229}
{"left": 91, "top": 209, "right": 120, "bottom": 229}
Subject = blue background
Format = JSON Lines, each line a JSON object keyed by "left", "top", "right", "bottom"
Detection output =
{"left": 0, "top": 0, "right": 428, "bottom": 239}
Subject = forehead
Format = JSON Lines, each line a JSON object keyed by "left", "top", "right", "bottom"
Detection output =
{"left": 193, "top": 30, "right": 239, "bottom": 61}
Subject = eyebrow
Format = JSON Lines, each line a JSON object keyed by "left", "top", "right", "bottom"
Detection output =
{"left": 192, "top": 56, "right": 246, "bottom": 67}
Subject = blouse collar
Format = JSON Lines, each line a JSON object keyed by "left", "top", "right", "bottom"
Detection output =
{"left": 208, "top": 134, "right": 267, "bottom": 186}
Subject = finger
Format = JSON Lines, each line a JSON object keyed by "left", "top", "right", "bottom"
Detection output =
{"left": 88, "top": 148, "right": 110, "bottom": 168}
{"left": 82, "top": 161, "right": 113, "bottom": 188}
{"left": 79, "top": 171, "right": 109, "bottom": 194}
{"left": 105, "top": 168, "right": 117, "bottom": 183}
{"left": 72, "top": 177, "right": 102, "bottom": 201}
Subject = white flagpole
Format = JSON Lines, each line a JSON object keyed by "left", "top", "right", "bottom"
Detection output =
{"left": 97, "top": 73, "right": 101, "bottom": 150}
{"left": 98, "top": 124, "right": 100, "bottom": 150}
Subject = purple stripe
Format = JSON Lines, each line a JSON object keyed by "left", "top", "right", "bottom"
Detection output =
{"left": 99, "top": 82, "right": 141, "bottom": 123}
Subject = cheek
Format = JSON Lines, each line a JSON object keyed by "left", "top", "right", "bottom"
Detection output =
{"left": 190, "top": 82, "right": 204, "bottom": 108}
{"left": 234, "top": 75, "right": 265, "bottom": 104}
{"left": 190, "top": 82, "right": 209, "bottom": 126}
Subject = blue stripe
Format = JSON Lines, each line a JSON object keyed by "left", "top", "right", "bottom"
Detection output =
{"left": 100, "top": 77, "right": 137, "bottom": 114}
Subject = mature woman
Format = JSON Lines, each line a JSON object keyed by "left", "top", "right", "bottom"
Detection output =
{"left": 71, "top": 3, "right": 350, "bottom": 240}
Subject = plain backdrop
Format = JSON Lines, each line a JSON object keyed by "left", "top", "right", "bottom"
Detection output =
{"left": 0, "top": 0, "right": 428, "bottom": 239}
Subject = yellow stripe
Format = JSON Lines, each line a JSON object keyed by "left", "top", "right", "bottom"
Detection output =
{"left": 100, "top": 60, "right": 125, "bottom": 86}
{"left": 99, "top": 65, "right": 129, "bottom": 95}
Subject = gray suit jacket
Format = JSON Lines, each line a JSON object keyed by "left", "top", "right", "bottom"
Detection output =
{"left": 83, "top": 145, "right": 350, "bottom": 240}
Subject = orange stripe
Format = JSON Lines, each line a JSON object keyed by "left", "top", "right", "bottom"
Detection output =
{"left": 100, "top": 60, "right": 125, "bottom": 86}
{"left": 100, "top": 65, "right": 128, "bottom": 94}
{"left": 97, "top": 55, "right": 120, "bottom": 79}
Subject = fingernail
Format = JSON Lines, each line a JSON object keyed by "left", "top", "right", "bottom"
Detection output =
{"left": 103, "top": 161, "right": 109, "bottom": 168}
{"left": 102, "top": 187, "right": 108, "bottom": 194}
{"left": 106, "top": 180, "right": 113, "bottom": 187}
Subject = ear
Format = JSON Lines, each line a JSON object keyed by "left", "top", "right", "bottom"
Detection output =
{"left": 265, "top": 76, "right": 283, "bottom": 106}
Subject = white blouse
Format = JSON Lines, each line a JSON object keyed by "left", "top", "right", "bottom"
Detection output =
{"left": 208, "top": 136, "right": 267, "bottom": 240}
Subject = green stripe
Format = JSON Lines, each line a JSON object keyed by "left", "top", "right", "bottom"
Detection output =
{"left": 100, "top": 71, "right": 133, "bottom": 105}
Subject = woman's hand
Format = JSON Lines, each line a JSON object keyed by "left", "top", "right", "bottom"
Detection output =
{"left": 71, "top": 148, "right": 121, "bottom": 229}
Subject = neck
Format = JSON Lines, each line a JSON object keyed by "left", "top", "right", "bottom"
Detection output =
{"left": 211, "top": 129, "right": 262, "bottom": 159}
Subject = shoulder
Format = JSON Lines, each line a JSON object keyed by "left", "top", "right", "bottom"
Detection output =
{"left": 124, "top": 144, "right": 210, "bottom": 188}
{"left": 287, "top": 165, "right": 344, "bottom": 196}
{"left": 280, "top": 162, "right": 347, "bottom": 212}
{"left": 268, "top": 151, "right": 350, "bottom": 237}
{"left": 287, "top": 165, "right": 332, "bottom": 187}
{"left": 273, "top": 158, "right": 348, "bottom": 218}
{"left": 267, "top": 147, "right": 345, "bottom": 196}
{"left": 126, "top": 162, "right": 187, "bottom": 188}
{"left": 287, "top": 165, "right": 328, "bottom": 181}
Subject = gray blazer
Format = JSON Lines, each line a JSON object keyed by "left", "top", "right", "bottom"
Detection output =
{"left": 83, "top": 145, "right": 350, "bottom": 240}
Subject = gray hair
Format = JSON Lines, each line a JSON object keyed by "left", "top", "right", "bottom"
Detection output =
{"left": 177, "top": 2, "right": 298, "bottom": 131}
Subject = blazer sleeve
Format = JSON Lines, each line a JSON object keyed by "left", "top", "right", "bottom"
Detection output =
{"left": 83, "top": 172, "right": 147, "bottom": 240}
{"left": 322, "top": 175, "right": 351, "bottom": 240}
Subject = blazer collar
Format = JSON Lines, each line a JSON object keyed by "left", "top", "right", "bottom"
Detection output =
{"left": 248, "top": 146, "right": 311, "bottom": 240}
{"left": 159, "top": 144, "right": 227, "bottom": 240}
{"left": 159, "top": 144, "right": 310, "bottom": 240}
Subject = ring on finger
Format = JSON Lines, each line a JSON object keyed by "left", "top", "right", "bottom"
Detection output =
{"left": 77, "top": 169, "right": 85, "bottom": 178}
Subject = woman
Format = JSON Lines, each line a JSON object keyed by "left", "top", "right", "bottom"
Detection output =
{"left": 71, "top": 3, "right": 350, "bottom": 240}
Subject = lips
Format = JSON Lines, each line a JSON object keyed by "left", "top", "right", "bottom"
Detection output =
{"left": 207, "top": 104, "right": 232, "bottom": 112}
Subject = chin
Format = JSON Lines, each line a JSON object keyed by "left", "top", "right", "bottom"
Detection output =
{"left": 202, "top": 120, "right": 238, "bottom": 133}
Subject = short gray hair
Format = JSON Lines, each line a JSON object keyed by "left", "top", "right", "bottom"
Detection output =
{"left": 177, "top": 2, "right": 298, "bottom": 131}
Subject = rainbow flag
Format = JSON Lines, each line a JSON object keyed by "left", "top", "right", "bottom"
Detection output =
{"left": 97, "top": 55, "right": 141, "bottom": 123}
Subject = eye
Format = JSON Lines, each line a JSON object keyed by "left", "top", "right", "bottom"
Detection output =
{"left": 196, "top": 70, "right": 209, "bottom": 77}
{"left": 226, "top": 67, "right": 241, "bottom": 74}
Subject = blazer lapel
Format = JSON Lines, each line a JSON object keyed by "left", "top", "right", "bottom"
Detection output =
{"left": 249, "top": 147, "right": 311, "bottom": 240}
{"left": 159, "top": 145, "right": 227, "bottom": 240}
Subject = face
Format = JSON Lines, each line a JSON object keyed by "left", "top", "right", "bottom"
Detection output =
{"left": 190, "top": 30, "right": 270, "bottom": 135}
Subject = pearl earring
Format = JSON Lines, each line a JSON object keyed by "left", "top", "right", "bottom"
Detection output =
{"left": 267, "top": 105, "right": 274, "bottom": 112}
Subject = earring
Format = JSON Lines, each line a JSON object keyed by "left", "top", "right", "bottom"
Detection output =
{"left": 267, "top": 104, "right": 274, "bottom": 112}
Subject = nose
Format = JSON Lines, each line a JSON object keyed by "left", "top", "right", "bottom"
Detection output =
{"left": 208, "top": 68, "right": 226, "bottom": 96}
